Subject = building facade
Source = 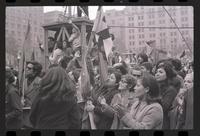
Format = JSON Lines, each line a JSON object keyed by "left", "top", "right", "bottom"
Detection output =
{"left": 6, "top": 6, "right": 44, "bottom": 68}
{"left": 105, "top": 6, "right": 193, "bottom": 58}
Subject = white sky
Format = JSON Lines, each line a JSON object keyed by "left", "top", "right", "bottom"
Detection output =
{"left": 44, "top": 6, "right": 125, "bottom": 20}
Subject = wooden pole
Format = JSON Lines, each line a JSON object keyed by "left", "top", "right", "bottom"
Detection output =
{"left": 44, "top": 29, "right": 48, "bottom": 71}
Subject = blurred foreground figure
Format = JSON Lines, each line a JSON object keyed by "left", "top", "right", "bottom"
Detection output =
{"left": 6, "top": 69, "right": 23, "bottom": 129}
{"left": 29, "top": 66, "right": 81, "bottom": 129}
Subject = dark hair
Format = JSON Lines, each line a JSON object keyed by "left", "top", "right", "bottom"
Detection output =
{"left": 56, "top": 41, "right": 63, "bottom": 50}
{"left": 110, "top": 34, "right": 115, "bottom": 41}
{"left": 27, "top": 61, "right": 42, "bottom": 76}
{"left": 140, "top": 73, "right": 160, "bottom": 104}
{"left": 141, "top": 62, "right": 153, "bottom": 74}
{"left": 59, "top": 56, "right": 73, "bottom": 69}
{"left": 114, "top": 61, "right": 128, "bottom": 75}
{"left": 157, "top": 61, "right": 177, "bottom": 79}
{"left": 170, "top": 58, "right": 182, "bottom": 72}
{"left": 6, "top": 69, "right": 15, "bottom": 84}
{"left": 112, "top": 71, "right": 122, "bottom": 84}
{"left": 137, "top": 53, "right": 148, "bottom": 64}
{"left": 121, "top": 74, "right": 137, "bottom": 91}
{"left": 39, "top": 66, "right": 76, "bottom": 103}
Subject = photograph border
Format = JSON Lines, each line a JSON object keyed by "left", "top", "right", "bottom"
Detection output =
{"left": 1, "top": 0, "right": 200, "bottom": 136}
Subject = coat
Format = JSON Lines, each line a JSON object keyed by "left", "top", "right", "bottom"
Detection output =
{"left": 92, "top": 85, "right": 119, "bottom": 129}
{"left": 177, "top": 88, "right": 193, "bottom": 129}
{"left": 159, "top": 82, "right": 178, "bottom": 129}
{"left": 111, "top": 100, "right": 163, "bottom": 129}
{"left": 29, "top": 95, "right": 81, "bottom": 129}
{"left": 23, "top": 76, "right": 41, "bottom": 128}
{"left": 6, "top": 84, "right": 23, "bottom": 129}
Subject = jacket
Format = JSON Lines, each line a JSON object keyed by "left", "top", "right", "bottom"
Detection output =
{"left": 29, "top": 95, "right": 81, "bottom": 129}
{"left": 111, "top": 100, "right": 163, "bottom": 129}
{"left": 159, "top": 82, "right": 178, "bottom": 129}
{"left": 6, "top": 84, "right": 23, "bottom": 129}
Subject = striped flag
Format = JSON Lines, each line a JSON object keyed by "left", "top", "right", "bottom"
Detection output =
{"left": 93, "top": 6, "right": 115, "bottom": 84}
{"left": 93, "top": 6, "right": 114, "bottom": 61}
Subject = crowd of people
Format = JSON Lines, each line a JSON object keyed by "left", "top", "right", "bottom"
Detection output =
{"left": 6, "top": 22, "right": 193, "bottom": 129}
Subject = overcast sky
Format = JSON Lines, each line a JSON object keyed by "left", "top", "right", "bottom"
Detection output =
{"left": 44, "top": 6, "right": 125, "bottom": 20}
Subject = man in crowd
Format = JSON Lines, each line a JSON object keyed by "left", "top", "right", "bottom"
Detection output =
{"left": 23, "top": 61, "right": 42, "bottom": 128}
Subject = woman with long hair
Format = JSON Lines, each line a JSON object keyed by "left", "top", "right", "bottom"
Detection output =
{"left": 155, "top": 62, "right": 179, "bottom": 129}
{"left": 29, "top": 66, "right": 81, "bottom": 129}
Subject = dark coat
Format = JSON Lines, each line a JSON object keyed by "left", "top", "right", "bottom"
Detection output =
{"left": 177, "top": 88, "right": 193, "bottom": 129}
{"left": 6, "top": 84, "right": 23, "bottom": 129}
{"left": 159, "top": 81, "right": 178, "bottom": 129}
{"left": 29, "top": 67, "right": 81, "bottom": 129}
{"left": 92, "top": 85, "right": 119, "bottom": 129}
{"left": 29, "top": 95, "right": 81, "bottom": 129}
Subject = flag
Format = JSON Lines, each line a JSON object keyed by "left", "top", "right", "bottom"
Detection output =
{"left": 146, "top": 40, "right": 167, "bottom": 64}
{"left": 18, "top": 21, "right": 31, "bottom": 98}
{"left": 180, "top": 50, "right": 186, "bottom": 58}
{"left": 93, "top": 6, "right": 115, "bottom": 84}
{"left": 93, "top": 6, "right": 113, "bottom": 61}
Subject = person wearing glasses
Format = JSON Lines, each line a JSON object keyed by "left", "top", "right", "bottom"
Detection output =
{"left": 23, "top": 61, "right": 42, "bottom": 128}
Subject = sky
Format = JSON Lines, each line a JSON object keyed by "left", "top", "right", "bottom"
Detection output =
{"left": 44, "top": 6, "right": 125, "bottom": 20}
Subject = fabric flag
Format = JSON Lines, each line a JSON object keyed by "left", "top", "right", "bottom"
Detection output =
{"left": 180, "top": 50, "right": 186, "bottom": 58}
{"left": 146, "top": 40, "right": 167, "bottom": 65}
{"left": 93, "top": 6, "right": 115, "bottom": 84}
{"left": 93, "top": 6, "right": 113, "bottom": 61}
{"left": 18, "top": 21, "right": 31, "bottom": 98}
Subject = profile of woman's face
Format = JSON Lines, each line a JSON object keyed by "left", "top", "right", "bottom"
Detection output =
{"left": 184, "top": 74, "right": 193, "bottom": 90}
{"left": 155, "top": 68, "right": 167, "bottom": 82}
{"left": 134, "top": 79, "right": 147, "bottom": 99}
{"left": 107, "top": 73, "right": 116, "bottom": 86}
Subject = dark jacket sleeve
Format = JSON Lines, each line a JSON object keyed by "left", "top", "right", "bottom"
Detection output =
{"left": 6, "top": 90, "right": 22, "bottom": 121}
{"left": 29, "top": 94, "right": 41, "bottom": 127}
{"left": 161, "top": 86, "right": 178, "bottom": 113}
{"left": 177, "top": 93, "right": 187, "bottom": 129}
{"left": 68, "top": 100, "right": 81, "bottom": 129}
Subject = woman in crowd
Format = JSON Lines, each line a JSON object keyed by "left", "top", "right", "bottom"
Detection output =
{"left": 87, "top": 74, "right": 137, "bottom": 129}
{"left": 176, "top": 72, "right": 193, "bottom": 129}
{"left": 6, "top": 68, "right": 23, "bottom": 129}
{"left": 137, "top": 53, "right": 148, "bottom": 65}
{"left": 97, "top": 73, "right": 163, "bottom": 129}
{"left": 29, "top": 66, "right": 81, "bottom": 129}
{"left": 88, "top": 70, "right": 122, "bottom": 129}
{"left": 155, "top": 62, "right": 179, "bottom": 129}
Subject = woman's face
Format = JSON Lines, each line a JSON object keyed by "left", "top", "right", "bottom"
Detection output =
{"left": 63, "top": 41, "right": 67, "bottom": 48}
{"left": 107, "top": 73, "right": 117, "bottom": 86}
{"left": 118, "top": 77, "right": 128, "bottom": 90}
{"left": 134, "top": 79, "right": 148, "bottom": 99}
{"left": 155, "top": 68, "right": 167, "bottom": 82}
{"left": 184, "top": 74, "right": 193, "bottom": 90}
